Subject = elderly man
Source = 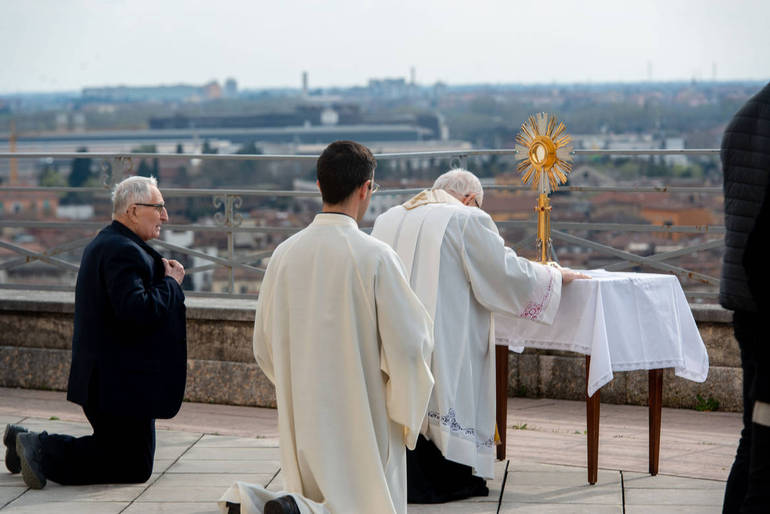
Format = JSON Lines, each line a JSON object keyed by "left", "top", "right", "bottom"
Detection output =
{"left": 3, "top": 176, "right": 186, "bottom": 489}
{"left": 219, "top": 141, "right": 434, "bottom": 514}
{"left": 372, "top": 169, "right": 586, "bottom": 502}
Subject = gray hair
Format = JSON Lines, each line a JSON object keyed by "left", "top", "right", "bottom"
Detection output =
{"left": 112, "top": 176, "right": 158, "bottom": 217}
{"left": 432, "top": 169, "right": 484, "bottom": 206}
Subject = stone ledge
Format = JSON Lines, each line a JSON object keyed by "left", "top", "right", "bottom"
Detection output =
{"left": 0, "top": 290, "right": 256, "bottom": 322}
{"left": 0, "top": 346, "right": 276, "bottom": 408}
{"left": 0, "top": 343, "right": 742, "bottom": 412}
{"left": 691, "top": 304, "right": 733, "bottom": 323}
{"left": 0, "top": 290, "right": 76, "bottom": 314}
{"left": 0, "top": 289, "right": 733, "bottom": 324}
{"left": 186, "top": 359, "right": 275, "bottom": 408}
{"left": 0, "top": 289, "right": 741, "bottom": 411}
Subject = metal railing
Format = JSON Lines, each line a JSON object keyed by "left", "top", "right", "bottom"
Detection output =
{"left": 0, "top": 148, "right": 724, "bottom": 300}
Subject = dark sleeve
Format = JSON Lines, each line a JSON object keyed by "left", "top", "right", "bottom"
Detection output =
{"left": 744, "top": 179, "right": 770, "bottom": 308}
{"left": 102, "top": 242, "right": 185, "bottom": 325}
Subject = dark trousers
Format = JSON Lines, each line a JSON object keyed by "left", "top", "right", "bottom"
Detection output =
{"left": 38, "top": 404, "right": 155, "bottom": 485}
{"left": 723, "top": 310, "right": 770, "bottom": 513}
{"left": 406, "top": 434, "right": 489, "bottom": 503}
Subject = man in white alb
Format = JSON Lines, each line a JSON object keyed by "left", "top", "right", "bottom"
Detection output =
{"left": 371, "top": 169, "right": 587, "bottom": 503}
{"left": 219, "top": 140, "right": 435, "bottom": 514}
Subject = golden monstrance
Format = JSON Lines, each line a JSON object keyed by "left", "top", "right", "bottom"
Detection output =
{"left": 515, "top": 113, "right": 574, "bottom": 263}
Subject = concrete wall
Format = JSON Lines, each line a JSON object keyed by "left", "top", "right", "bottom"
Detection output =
{"left": 0, "top": 291, "right": 741, "bottom": 412}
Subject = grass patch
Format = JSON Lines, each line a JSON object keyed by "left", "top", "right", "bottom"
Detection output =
{"left": 695, "top": 394, "right": 720, "bottom": 412}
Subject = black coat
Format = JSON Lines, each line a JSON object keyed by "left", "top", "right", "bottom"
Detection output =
{"left": 66, "top": 221, "right": 187, "bottom": 419}
{"left": 720, "top": 82, "right": 770, "bottom": 312}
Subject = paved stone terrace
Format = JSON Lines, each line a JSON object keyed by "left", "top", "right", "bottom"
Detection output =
{"left": 0, "top": 388, "right": 741, "bottom": 513}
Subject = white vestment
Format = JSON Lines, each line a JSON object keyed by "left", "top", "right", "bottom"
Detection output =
{"left": 371, "top": 190, "right": 562, "bottom": 479}
{"left": 221, "top": 213, "right": 434, "bottom": 514}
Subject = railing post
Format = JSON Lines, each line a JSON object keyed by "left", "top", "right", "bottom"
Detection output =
{"left": 214, "top": 193, "right": 243, "bottom": 294}
{"left": 227, "top": 195, "right": 235, "bottom": 294}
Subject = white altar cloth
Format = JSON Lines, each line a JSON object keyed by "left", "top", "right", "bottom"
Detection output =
{"left": 494, "top": 270, "right": 709, "bottom": 396}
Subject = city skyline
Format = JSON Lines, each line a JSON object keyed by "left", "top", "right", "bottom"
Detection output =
{"left": 2, "top": 0, "right": 770, "bottom": 94}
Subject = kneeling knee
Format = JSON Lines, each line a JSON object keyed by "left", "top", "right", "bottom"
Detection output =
{"left": 123, "top": 461, "right": 153, "bottom": 483}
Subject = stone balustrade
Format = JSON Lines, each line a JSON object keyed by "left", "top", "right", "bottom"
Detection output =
{"left": 0, "top": 290, "right": 740, "bottom": 411}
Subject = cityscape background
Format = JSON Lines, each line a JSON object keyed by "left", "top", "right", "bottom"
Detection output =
{"left": 1, "top": 1, "right": 768, "bottom": 299}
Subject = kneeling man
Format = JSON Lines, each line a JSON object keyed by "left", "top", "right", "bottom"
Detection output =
{"left": 4, "top": 176, "right": 186, "bottom": 489}
{"left": 221, "top": 141, "right": 434, "bottom": 514}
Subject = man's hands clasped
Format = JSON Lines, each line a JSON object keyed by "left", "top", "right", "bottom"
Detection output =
{"left": 163, "top": 258, "right": 185, "bottom": 285}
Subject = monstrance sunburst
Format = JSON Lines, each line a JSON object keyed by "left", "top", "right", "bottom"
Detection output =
{"left": 514, "top": 113, "right": 574, "bottom": 262}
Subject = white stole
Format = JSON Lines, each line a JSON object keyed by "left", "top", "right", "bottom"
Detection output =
{"left": 371, "top": 203, "right": 458, "bottom": 320}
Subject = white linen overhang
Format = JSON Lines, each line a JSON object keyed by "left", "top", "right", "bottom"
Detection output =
{"left": 495, "top": 269, "right": 709, "bottom": 397}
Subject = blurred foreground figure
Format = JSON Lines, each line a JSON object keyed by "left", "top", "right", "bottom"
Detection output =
{"left": 220, "top": 141, "right": 434, "bottom": 514}
{"left": 4, "top": 176, "right": 186, "bottom": 489}
{"left": 721, "top": 82, "right": 770, "bottom": 514}
{"left": 372, "top": 169, "right": 587, "bottom": 503}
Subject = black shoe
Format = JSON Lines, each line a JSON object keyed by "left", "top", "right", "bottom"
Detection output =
{"left": 16, "top": 432, "right": 46, "bottom": 489}
{"left": 264, "top": 495, "right": 301, "bottom": 514}
{"left": 225, "top": 501, "right": 240, "bottom": 514}
{"left": 3, "top": 424, "right": 28, "bottom": 474}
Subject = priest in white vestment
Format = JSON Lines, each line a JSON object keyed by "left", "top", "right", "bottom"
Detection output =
{"left": 371, "top": 169, "right": 586, "bottom": 503}
{"left": 219, "top": 141, "right": 434, "bottom": 514}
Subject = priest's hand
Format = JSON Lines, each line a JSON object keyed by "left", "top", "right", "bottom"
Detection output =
{"left": 559, "top": 267, "right": 591, "bottom": 284}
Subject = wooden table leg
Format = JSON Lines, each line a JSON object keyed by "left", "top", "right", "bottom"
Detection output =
{"left": 586, "top": 355, "right": 600, "bottom": 485}
{"left": 495, "top": 345, "right": 509, "bottom": 461}
{"left": 648, "top": 368, "right": 663, "bottom": 476}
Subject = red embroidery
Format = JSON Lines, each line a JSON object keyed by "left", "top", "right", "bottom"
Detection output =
{"left": 520, "top": 273, "right": 554, "bottom": 321}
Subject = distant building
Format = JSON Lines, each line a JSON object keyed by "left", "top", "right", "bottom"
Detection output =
{"left": 203, "top": 81, "right": 222, "bottom": 100}
{"left": 224, "top": 78, "right": 238, "bottom": 98}
{"left": 0, "top": 124, "right": 434, "bottom": 149}
{"left": 82, "top": 84, "right": 202, "bottom": 103}
{"left": 368, "top": 78, "right": 409, "bottom": 99}
{"left": 663, "top": 137, "right": 688, "bottom": 166}
{"left": 56, "top": 204, "right": 94, "bottom": 220}
{"left": 82, "top": 79, "right": 233, "bottom": 103}
{"left": 568, "top": 165, "right": 616, "bottom": 187}
{"left": 0, "top": 190, "right": 59, "bottom": 217}
{"left": 639, "top": 202, "right": 715, "bottom": 241}
{"left": 210, "top": 266, "right": 261, "bottom": 295}
{"left": 318, "top": 108, "right": 338, "bottom": 126}
{"left": 477, "top": 192, "right": 536, "bottom": 223}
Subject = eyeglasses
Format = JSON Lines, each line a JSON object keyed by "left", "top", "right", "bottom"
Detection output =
{"left": 369, "top": 181, "right": 380, "bottom": 194}
{"left": 464, "top": 194, "right": 481, "bottom": 208}
{"left": 134, "top": 202, "right": 166, "bottom": 214}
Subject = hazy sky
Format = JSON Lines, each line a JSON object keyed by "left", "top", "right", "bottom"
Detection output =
{"left": 1, "top": 0, "right": 769, "bottom": 94}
